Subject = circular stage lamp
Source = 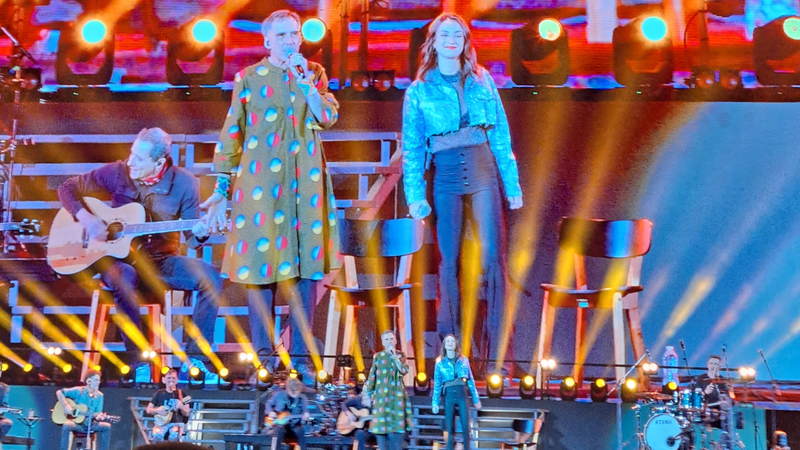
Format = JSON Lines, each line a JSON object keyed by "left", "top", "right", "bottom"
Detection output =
{"left": 783, "top": 17, "right": 800, "bottom": 40}
{"left": 302, "top": 19, "right": 327, "bottom": 43}
{"left": 487, "top": 373, "right": 504, "bottom": 398}
{"left": 560, "top": 376, "right": 578, "bottom": 401}
{"left": 621, "top": 378, "right": 639, "bottom": 403}
{"left": 81, "top": 20, "right": 108, "bottom": 45}
{"left": 641, "top": 17, "right": 668, "bottom": 42}
{"left": 192, "top": 19, "right": 218, "bottom": 44}
{"left": 538, "top": 19, "right": 562, "bottom": 41}
{"left": 590, "top": 379, "right": 608, "bottom": 402}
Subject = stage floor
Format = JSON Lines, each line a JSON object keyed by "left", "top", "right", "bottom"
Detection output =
{"left": 1, "top": 385, "right": 772, "bottom": 450}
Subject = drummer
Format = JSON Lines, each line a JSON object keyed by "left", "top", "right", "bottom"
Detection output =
{"left": 695, "top": 354, "right": 730, "bottom": 427}
{"left": 696, "top": 355, "right": 730, "bottom": 405}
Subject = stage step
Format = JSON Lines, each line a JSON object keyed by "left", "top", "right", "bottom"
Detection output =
{"left": 129, "top": 396, "right": 256, "bottom": 448}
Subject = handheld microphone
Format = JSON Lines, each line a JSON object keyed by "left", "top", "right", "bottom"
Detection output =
{"left": 679, "top": 340, "right": 685, "bottom": 351}
{"left": 722, "top": 344, "right": 726, "bottom": 353}
{"left": 287, "top": 51, "right": 305, "bottom": 77}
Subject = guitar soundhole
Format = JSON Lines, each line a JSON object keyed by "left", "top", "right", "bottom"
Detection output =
{"left": 107, "top": 222, "right": 125, "bottom": 240}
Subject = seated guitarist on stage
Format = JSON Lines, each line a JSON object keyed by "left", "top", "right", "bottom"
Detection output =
{"left": 55, "top": 369, "right": 111, "bottom": 450}
{"left": 145, "top": 369, "right": 189, "bottom": 442}
{"left": 266, "top": 378, "right": 310, "bottom": 450}
{"left": 57, "top": 127, "right": 222, "bottom": 379}
{"left": 0, "top": 364, "right": 12, "bottom": 443}
{"left": 341, "top": 386, "right": 374, "bottom": 450}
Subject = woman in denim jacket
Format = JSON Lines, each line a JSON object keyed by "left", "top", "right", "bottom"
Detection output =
{"left": 432, "top": 334, "right": 481, "bottom": 450}
{"left": 402, "top": 12, "right": 523, "bottom": 369}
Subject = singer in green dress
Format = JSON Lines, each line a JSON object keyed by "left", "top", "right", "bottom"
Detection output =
{"left": 362, "top": 330, "right": 413, "bottom": 450}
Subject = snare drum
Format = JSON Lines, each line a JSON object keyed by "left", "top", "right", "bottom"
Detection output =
{"left": 644, "top": 413, "right": 686, "bottom": 450}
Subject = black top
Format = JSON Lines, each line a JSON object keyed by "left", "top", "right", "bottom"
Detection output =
{"left": 150, "top": 389, "right": 188, "bottom": 424}
{"left": 57, "top": 161, "right": 206, "bottom": 258}
{"left": 696, "top": 374, "right": 730, "bottom": 405}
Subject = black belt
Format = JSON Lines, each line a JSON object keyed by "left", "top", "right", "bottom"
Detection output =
{"left": 443, "top": 378, "right": 467, "bottom": 389}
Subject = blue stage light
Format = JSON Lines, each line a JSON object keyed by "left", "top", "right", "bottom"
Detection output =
{"left": 192, "top": 19, "right": 218, "bottom": 44}
{"left": 641, "top": 17, "right": 667, "bottom": 42}
{"left": 81, "top": 19, "right": 107, "bottom": 45}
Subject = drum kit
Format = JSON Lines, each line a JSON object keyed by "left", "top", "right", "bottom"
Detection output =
{"left": 634, "top": 381, "right": 742, "bottom": 450}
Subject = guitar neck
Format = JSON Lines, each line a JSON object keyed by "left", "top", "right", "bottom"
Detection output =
{"left": 123, "top": 219, "right": 202, "bottom": 237}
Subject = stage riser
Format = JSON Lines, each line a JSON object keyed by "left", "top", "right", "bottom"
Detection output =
{"left": 0, "top": 386, "right": 773, "bottom": 450}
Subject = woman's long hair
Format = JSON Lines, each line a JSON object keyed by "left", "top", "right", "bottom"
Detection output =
{"left": 416, "top": 13, "right": 479, "bottom": 81}
{"left": 438, "top": 334, "right": 462, "bottom": 360}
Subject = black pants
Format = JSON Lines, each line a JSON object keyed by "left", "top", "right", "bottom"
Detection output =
{"left": 432, "top": 143, "right": 510, "bottom": 364}
{"left": 443, "top": 385, "right": 470, "bottom": 450}
{"left": 375, "top": 432, "right": 405, "bottom": 450}
{"left": 354, "top": 428, "right": 376, "bottom": 450}
{"left": 274, "top": 423, "right": 306, "bottom": 450}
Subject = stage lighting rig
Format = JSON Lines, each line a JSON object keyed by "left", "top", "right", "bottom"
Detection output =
{"left": 620, "top": 378, "right": 639, "bottom": 403}
{"left": 642, "top": 362, "right": 659, "bottom": 376}
{"left": 520, "top": 375, "right": 536, "bottom": 399}
{"left": 754, "top": 16, "right": 800, "bottom": 86}
{"left": 414, "top": 372, "right": 431, "bottom": 396}
{"left": 510, "top": 17, "right": 570, "bottom": 86}
{"left": 559, "top": 377, "right": 578, "bottom": 401}
{"left": 739, "top": 366, "right": 756, "bottom": 382}
{"left": 612, "top": 15, "right": 673, "bottom": 87}
{"left": 316, "top": 369, "right": 333, "bottom": 386}
{"left": 256, "top": 365, "right": 273, "bottom": 391}
{"left": 166, "top": 17, "right": 224, "bottom": 86}
{"left": 590, "top": 379, "right": 608, "bottom": 402}
{"left": 300, "top": 18, "right": 333, "bottom": 77}
{"left": 55, "top": 16, "right": 115, "bottom": 85}
{"left": 188, "top": 365, "right": 205, "bottom": 389}
{"left": 218, "top": 367, "right": 233, "bottom": 390}
{"left": 487, "top": 373, "right": 504, "bottom": 398}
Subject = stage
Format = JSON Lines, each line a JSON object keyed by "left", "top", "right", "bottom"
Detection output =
{"left": 0, "top": 384, "right": 779, "bottom": 450}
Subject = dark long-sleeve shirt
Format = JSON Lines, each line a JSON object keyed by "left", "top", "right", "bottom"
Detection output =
{"left": 57, "top": 161, "right": 206, "bottom": 258}
{"left": 265, "top": 389, "right": 308, "bottom": 415}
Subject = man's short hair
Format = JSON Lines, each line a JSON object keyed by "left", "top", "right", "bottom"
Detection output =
{"left": 708, "top": 354, "right": 721, "bottom": 362}
{"left": 136, "top": 127, "right": 172, "bottom": 161}
{"left": 381, "top": 330, "right": 396, "bottom": 339}
{"left": 261, "top": 10, "right": 301, "bottom": 37}
{"left": 84, "top": 369, "right": 102, "bottom": 381}
{"left": 164, "top": 368, "right": 179, "bottom": 378}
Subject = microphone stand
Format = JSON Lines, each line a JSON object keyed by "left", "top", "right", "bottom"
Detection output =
{"left": 679, "top": 342, "right": 695, "bottom": 392}
{"left": 758, "top": 350, "right": 781, "bottom": 402}
{"left": 608, "top": 350, "right": 649, "bottom": 450}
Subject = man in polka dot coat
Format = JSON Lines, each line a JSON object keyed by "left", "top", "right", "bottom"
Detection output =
{"left": 203, "top": 9, "right": 340, "bottom": 374}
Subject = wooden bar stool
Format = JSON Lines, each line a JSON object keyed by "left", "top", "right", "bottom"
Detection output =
{"left": 536, "top": 217, "right": 653, "bottom": 386}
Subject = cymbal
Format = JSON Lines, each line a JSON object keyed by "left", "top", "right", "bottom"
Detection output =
{"left": 698, "top": 378, "right": 729, "bottom": 384}
{"left": 638, "top": 392, "right": 674, "bottom": 401}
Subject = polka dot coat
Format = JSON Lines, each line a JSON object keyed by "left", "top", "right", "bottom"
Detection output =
{"left": 214, "top": 58, "right": 341, "bottom": 284}
{"left": 362, "top": 351, "right": 413, "bottom": 434}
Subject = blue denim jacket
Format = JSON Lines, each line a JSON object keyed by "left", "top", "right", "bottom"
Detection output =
{"left": 402, "top": 67, "right": 522, "bottom": 205}
{"left": 432, "top": 355, "right": 480, "bottom": 409}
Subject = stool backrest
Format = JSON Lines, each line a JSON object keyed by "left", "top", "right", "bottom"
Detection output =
{"left": 512, "top": 419, "right": 535, "bottom": 434}
{"left": 339, "top": 218, "right": 425, "bottom": 258}
{"left": 558, "top": 218, "right": 653, "bottom": 259}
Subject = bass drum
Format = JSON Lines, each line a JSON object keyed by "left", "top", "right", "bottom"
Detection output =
{"left": 644, "top": 413, "right": 685, "bottom": 450}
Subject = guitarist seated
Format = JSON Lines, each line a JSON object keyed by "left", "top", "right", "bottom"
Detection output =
{"left": 56, "top": 127, "right": 222, "bottom": 379}
{"left": 340, "top": 386, "right": 374, "bottom": 450}
{"left": 145, "top": 369, "right": 190, "bottom": 442}
{"left": 0, "top": 365, "right": 13, "bottom": 442}
{"left": 55, "top": 369, "right": 111, "bottom": 450}
{"left": 266, "top": 378, "right": 310, "bottom": 450}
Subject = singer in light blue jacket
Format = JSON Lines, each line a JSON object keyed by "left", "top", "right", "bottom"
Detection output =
{"left": 402, "top": 13, "right": 523, "bottom": 368}
{"left": 432, "top": 335, "right": 481, "bottom": 450}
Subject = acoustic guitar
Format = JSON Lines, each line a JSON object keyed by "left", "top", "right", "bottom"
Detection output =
{"left": 336, "top": 406, "right": 373, "bottom": 435}
{"left": 153, "top": 396, "right": 192, "bottom": 427}
{"left": 51, "top": 399, "right": 121, "bottom": 425}
{"left": 47, "top": 197, "right": 227, "bottom": 275}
